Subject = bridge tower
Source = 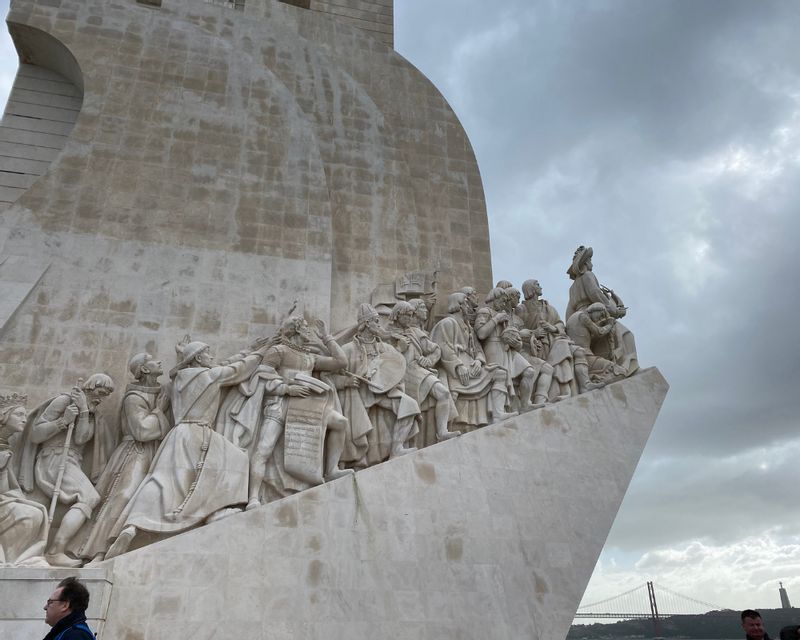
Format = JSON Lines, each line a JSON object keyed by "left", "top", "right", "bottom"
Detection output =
{"left": 780, "top": 582, "right": 792, "bottom": 608}
{"left": 647, "top": 581, "right": 663, "bottom": 637}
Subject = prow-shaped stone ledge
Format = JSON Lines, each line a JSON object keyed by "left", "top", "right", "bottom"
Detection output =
{"left": 1, "top": 367, "right": 668, "bottom": 640}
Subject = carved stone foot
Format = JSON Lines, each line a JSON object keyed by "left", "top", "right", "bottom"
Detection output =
{"left": 492, "top": 410, "right": 518, "bottom": 422}
{"left": 436, "top": 430, "right": 460, "bottom": 442}
{"left": 245, "top": 498, "right": 261, "bottom": 511}
{"left": 390, "top": 446, "right": 418, "bottom": 459}
{"left": 83, "top": 553, "right": 106, "bottom": 568}
{"left": 325, "top": 468, "right": 354, "bottom": 481}
{"left": 46, "top": 552, "right": 83, "bottom": 568}
{"left": 206, "top": 507, "right": 242, "bottom": 524}
{"left": 106, "top": 525, "right": 136, "bottom": 560}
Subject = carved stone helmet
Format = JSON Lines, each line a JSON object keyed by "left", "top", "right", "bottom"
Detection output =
{"left": 170, "top": 338, "right": 210, "bottom": 378}
{"left": 567, "top": 245, "right": 593, "bottom": 280}
{"left": 357, "top": 303, "right": 379, "bottom": 326}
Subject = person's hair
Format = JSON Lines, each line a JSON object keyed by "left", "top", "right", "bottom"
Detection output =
{"left": 58, "top": 576, "right": 90, "bottom": 612}
{"left": 82, "top": 373, "right": 115, "bottom": 393}
{"left": 779, "top": 625, "right": 800, "bottom": 640}
{"left": 389, "top": 300, "right": 414, "bottom": 323}
{"left": 448, "top": 292, "right": 467, "bottom": 313}
{"left": 741, "top": 609, "right": 761, "bottom": 622}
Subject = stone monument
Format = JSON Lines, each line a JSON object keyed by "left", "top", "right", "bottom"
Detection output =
{"left": 0, "top": 1, "right": 668, "bottom": 639}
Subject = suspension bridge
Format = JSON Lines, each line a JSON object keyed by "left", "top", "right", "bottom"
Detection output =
{"left": 575, "top": 581, "right": 732, "bottom": 635}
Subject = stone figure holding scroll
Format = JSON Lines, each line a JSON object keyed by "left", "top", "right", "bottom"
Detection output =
{"left": 390, "top": 300, "right": 459, "bottom": 447}
{"left": 334, "top": 303, "right": 420, "bottom": 468}
{"left": 71, "top": 353, "right": 171, "bottom": 564}
{"left": 17, "top": 374, "right": 116, "bottom": 567}
{"left": 240, "top": 316, "right": 352, "bottom": 508}
{"left": 566, "top": 245, "right": 639, "bottom": 376}
{"left": 105, "top": 337, "right": 272, "bottom": 559}
{"left": 430, "top": 292, "right": 515, "bottom": 431}
{"left": 0, "top": 393, "right": 48, "bottom": 566}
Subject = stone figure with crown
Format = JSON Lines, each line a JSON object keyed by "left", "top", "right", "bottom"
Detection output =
{"left": 0, "top": 392, "right": 49, "bottom": 566}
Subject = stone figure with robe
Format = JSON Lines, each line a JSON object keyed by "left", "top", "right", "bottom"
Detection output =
{"left": 105, "top": 337, "right": 273, "bottom": 559}
{"left": 0, "top": 394, "right": 48, "bottom": 566}
{"left": 69, "top": 353, "right": 171, "bottom": 564}
{"left": 430, "top": 292, "right": 515, "bottom": 432}
{"left": 474, "top": 287, "right": 539, "bottom": 411}
{"left": 17, "top": 374, "right": 116, "bottom": 567}
{"left": 389, "top": 300, "right": 459, "bottom": 448}
{"left": 566, "top": 245, "right": 638, "bottom": 377}
{"left": 217, "top": 316, "right": 352, "bottom": 508}
{"left": 333, "top": 304, "right": 420, "bottom": 468}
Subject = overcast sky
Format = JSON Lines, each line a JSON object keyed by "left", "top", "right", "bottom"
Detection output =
{"left": 2, "top": 0, "right": 799, "bottom": 622}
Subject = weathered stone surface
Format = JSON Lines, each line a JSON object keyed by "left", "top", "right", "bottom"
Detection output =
{"left": 0, "top": 0, "right": 491, "bottom": 413}
{"left": 0, "top": 367, "right": 665, "bottom": 640}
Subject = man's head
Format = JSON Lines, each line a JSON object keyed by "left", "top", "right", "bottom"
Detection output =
{"left": 485, "top": 287, "right": 507, "bottom": 311}
{"left": 82, "top": 373, "right": 115, "bottom": 409}
{"left": 390, "top": 301, "right": 414, "bottom": 328}
{"left": 44, "top": 577, "right": 90, "bottom": 627}
{"left": 280, "top": 315, "right": 312, "bottom": 343}
{"left": 742, "top": 610, "right": 765, "bottom": 640}
{"left": 408, "top": 298, "right": 428, "bottom": 325}
{"left": 505, "top": 287, "right": 521, "bottom": 310}
{"left": 128, "top": 352, "right": 163, "bottom": 382}
{"left": 521, "top": 279, "right": 542, "bottom": 301}
{"left": 586, "top": 302, "right": 608, "bottom": 324}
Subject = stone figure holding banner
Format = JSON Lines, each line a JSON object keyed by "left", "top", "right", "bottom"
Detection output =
{"left": 17, "top": 374, "right": 116, "bottom": 567}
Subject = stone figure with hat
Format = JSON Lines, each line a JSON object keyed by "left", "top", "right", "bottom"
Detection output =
{"left": 105, "top": 335, "right": 274, "bottom": 559}
{"left": 389, "top": 300, "right": 460, "bottom": 448}
{"left": 16, "top": 374, "right": 116, "bottom": 567}
{"left": 0, "top": 392, "right": 49, "bottom": 566}
{"left": 566, "top": 245, "right": 639, "bottom": 377}
{"left": 333, "top": 303, "right": 421, "bottom": 468}
{"left": 430, "top": 291, "right": 516, "bottom": 432}
{"left": 69, "top": 352, "right": 171, "bottom": 565}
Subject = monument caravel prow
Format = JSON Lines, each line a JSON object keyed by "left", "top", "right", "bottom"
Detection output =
{"left": 0, "top": 1, "right": 667, "bottom": 639}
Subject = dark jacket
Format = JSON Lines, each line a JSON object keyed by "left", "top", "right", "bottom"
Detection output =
{"left": 43, "top": 610, "right": 95, "bottom": 640}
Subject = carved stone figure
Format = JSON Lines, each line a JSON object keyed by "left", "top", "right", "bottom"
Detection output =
{"left": 17, "top": 374, "right": 116, "bottom": 567}
{"left": 474, "top": 287, "right": 542, "bottom": 411}
{"left": 566, "top": 246, "right": 639, "bottom": 376}
{"left": 390, "top": 301, "right": 459, "bottom": 447}
{"left": 70, "top": 353, "right": 171, "bottom": 564}
{"left": 516, "top": 279, "right": 582, "bottom": 397}
{"left": 566, "top": 303, "right": 628, "bottom": 384}
{"left": 334, "top": 304, "right": 420, "bottom": 467}
{"left": 430, "top": 292, "right": 515, "bottom": 431}
{"left": 458, "top": 286, "right": 480, "bottom": 326}
{"left": 231, "top": 316, "right": 352, "bottom": 509}
{"left": 0, "top": 394, "right": 48, "bottom": 566}
{"left": 105, "top": 337, "right": 272, "bottom": 559}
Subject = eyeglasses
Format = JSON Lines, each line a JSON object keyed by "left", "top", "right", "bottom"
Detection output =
{"left": 46, "top": 599, "right": 64, "bottom": 607}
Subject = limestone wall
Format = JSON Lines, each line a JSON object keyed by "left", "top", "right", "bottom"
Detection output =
{"left": 0, "top": 0, "right": 490, "bottom": 410}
